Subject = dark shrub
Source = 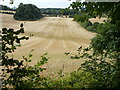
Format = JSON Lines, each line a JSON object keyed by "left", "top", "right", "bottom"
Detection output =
{"left": 86, "top": 20, "right": 92, "bottom": 27}
{"left": 14, "top": 3, "right": 43, "bottom": 21}
{"left": 80, "top": 22, "right": 86, "bottom": 28}
{"left": 96, "top": 23, "right": 104, "bottom": 34}
{"left": 93, "top": 22, "right": 99, "bottom": 28}
{"left": 86, "top": 22, "right": 99, "bottom": 32}
{"left": 86, "top": 26, "right": 94, "bottom": 32}
{"left": 96, "top": 23, "right": 117, "bottom": 35}
{"left": 81, "top": 20, "right": 92, "bottom": 28}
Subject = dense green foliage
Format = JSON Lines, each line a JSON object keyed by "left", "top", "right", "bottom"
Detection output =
{"left": 14, "top": 3, "right": 43, "bottom": 21}
{"left": 68, "top": 1, "right": 120, "bottom": 88}
{"left": 73, "top": 11, "right": 98, "bottom": 32}
{"left": 83, "top": 22, "right": 99, "bottom": 32}
{"left": 1, "top": 24, "right": 49, "bottom": 88}
{"left": 80, "top": 20, "right": 92, "bottom": 28}
{"left": 42, "top": 70, "right": 95, "bottom": 88}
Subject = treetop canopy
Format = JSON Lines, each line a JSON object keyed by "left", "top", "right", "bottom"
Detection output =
{"left": 14, "top": 3, "right": 43, "bottom": 21}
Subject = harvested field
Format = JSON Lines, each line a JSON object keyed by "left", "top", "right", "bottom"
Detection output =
{"left": 89, "top": 17, "right": 107, "bottom": 23}
{"left": 2, "top": 14, "right": 95, "bottom": 75}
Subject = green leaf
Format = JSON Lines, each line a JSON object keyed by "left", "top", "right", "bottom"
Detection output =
{"left": 29, "top": 54, "right": 33, "bottom": 58}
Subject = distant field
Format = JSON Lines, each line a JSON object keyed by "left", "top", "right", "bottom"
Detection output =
{"left": 2, "top": 14, "right": 95, "bottom": 75}
{"left": 0, "top": 10, "right": 15, "bottom": 13}
{"left": 89, "top": 17, "right": 107, "bottom": 23}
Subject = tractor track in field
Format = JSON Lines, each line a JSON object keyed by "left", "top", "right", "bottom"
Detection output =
{"left": 2, "top": 14, "right": 95, "bottom": 75}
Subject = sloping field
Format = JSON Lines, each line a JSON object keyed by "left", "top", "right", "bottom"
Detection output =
{"left": 89, "top": 17, "right": 107, "bottom": 23}
{"left": 2, "top": 14, "right": 95, "bottom": 75}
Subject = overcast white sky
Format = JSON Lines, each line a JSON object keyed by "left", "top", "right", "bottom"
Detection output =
{"left": 0, "top": 0, "right": 76, "bottom": 8}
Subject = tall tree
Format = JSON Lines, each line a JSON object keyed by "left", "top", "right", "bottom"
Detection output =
{"left": 14, "top": 3, "right": 43, "bottom": 21}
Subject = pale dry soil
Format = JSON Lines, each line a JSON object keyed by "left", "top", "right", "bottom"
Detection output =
{"left": 89, "top": 17, "right": 107, "bottom": 23}
{"left": 2, "top": 14, "right": 96, "bottom": 75}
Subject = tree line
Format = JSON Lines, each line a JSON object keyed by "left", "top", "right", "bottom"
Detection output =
{"left": 0, "top": 5, "right": 15, "bottom": 11}
{"left": 41, "top": 8, "right": 75, "bottom": 17}
{"left": 1, "top": 4, "right": 76, "bottom": 20}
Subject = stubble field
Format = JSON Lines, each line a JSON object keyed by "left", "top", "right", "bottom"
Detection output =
{"left": 2, "top": 14, "right": 95, "bottom": 75}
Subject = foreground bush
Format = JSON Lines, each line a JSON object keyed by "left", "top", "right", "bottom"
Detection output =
{"left": 43, "top": 70, "right": 95, "bottom": 88}
{"left": 1, "top": 25, "right": 48, "bottom": 88}
{"left": 14, "top": 3, "right": 43, "bottom": 21}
